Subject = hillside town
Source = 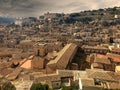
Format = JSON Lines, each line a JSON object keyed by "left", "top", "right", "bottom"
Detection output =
{"left": 1, "top": 7, "right": 120, "bottom": 90}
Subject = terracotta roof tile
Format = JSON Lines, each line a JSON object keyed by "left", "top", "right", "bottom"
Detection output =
{"left": 87, "top": 69, "right": 116, "bottom": 82}
{"left": 97, "top": 54, "right": 108, "bottom": 59}
{"left": 47, "top": 43, "right": 78, "bottom": 70}
{"left": 107, "top": 53, "right": 120, "bottom": 63}
{"left": 94, "top": 58, "right": 111, "bottom": 64}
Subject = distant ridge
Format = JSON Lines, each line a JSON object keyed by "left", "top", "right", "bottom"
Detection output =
{"left": 0, "top": 17, "right": 15, "bottom": 24}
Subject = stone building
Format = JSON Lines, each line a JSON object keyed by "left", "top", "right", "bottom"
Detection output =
{"left": 33, "top": 42, "right": 62, "bottom": 57}
{"left": 46, "top": 43, "right": 78, "bottom": 73}
{"left": 33, "top": 43, "right": 47, "bottom": 57}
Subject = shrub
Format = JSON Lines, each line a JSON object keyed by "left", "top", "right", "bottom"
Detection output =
{"left": 30, "top": 83, "right": 49, "bottom": 90}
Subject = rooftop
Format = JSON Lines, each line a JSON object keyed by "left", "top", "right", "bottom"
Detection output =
{"left": 47, "top": 43, "right": 78, "bottom": 70}
{"left": 82, "top": 45, "right": 108, "bottom": 50}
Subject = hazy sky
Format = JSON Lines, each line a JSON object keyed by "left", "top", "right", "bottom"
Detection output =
{"left": 0, "top": 0, "right": 120, "bottom": 17}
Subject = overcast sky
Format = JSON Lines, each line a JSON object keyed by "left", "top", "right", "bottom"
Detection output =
{"left": 0, "top": 0, "right": 120, "bottom": 17}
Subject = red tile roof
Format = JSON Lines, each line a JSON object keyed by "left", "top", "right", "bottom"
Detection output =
{"left": 107, "top": 53, "right": 120, "bottom": 63}
{"left": 97, "top": 54, "right": 108, "bottom": 59}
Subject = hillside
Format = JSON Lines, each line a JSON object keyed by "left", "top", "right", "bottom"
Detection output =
{"left": 0, "top": 17, "right": 15, "bottom": 24}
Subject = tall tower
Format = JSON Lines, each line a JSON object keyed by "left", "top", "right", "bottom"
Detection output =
{"left": 33, "top": 43, "right": 47, "bottom": 57}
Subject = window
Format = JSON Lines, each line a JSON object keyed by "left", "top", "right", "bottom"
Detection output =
{"left": 94, "top": 79, "right": 101, "bottom": 85}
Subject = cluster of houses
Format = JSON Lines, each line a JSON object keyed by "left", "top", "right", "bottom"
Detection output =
{"left": 0, "top": 43, "right": 120, "bottom": 89}
{"left": 0, "top": 8, "right": 120, "bottom": 89}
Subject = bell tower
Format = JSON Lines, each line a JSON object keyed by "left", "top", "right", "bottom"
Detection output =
{"left": 33, "top": 43, "right": 47, "bottom": 57}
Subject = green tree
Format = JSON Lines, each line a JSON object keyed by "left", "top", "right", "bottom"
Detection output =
{"left": 30, "top": 83, "right": 49, "bottom": 90}
{"left": 62, "top": 86, "right": 78, "bottom": 90}
{"left": 1, "top": 82, "right": 16, "bottom": 90}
